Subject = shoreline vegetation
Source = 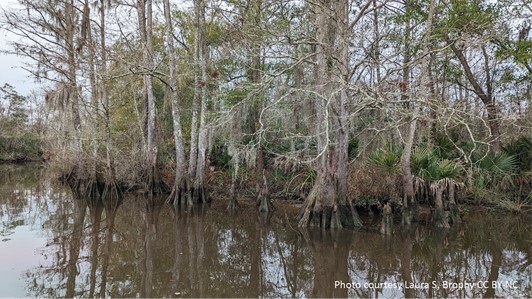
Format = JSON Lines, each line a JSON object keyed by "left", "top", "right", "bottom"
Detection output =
{"left": 0, "top": 0, "right": 530, "bottom": 230}
{"left": 1, "top": 157, "right": 530, "bottom": 230}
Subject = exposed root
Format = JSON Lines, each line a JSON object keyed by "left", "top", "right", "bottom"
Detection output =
{"left": 257, "top": 171, "right": 274, "bottom": 213}
{"left": 166, "top": 177, "right": 190, "bottom": 206}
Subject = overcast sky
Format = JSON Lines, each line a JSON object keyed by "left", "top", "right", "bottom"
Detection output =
{"left": 0, "top": 0, "right": 36, "bottom": 96}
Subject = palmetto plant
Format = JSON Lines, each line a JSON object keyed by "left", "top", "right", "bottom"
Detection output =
{"left": 502, "top": 137, "right": 532, "bottom": 196}
{"left": 367, "top": 143, "right": 403, "bottom": 174}
{"left": 426, "top": 159, "right": 465, "bottom": 197}
{"left": 410, "top": 147, "right": 464, "bottom": 197}
{"left": 473, "top": 152, "right": 517, "bottom": 191}
{"left": 424, "top": 158, "right": 464, "bottom": 227}
{"left": 368, "top": 143, "right": 469, "bottom": 226}
{"left": 366, "top": 143, "right": 403, "bottom": 202}
{"left": 503, "top": 136, "right": 531, "bottom": 174}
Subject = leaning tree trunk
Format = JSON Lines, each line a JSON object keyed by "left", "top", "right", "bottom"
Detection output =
{"left": 450, "top": 44, "right": 502, "bottom": 153}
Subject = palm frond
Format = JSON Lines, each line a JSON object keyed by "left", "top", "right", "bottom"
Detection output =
{"left": 411, "top": 146, "right": 437, "bottom": 177}
{"left": 367, "top": 143, "right": 402, "bottom": 174}
{"left": 477, "top": 152, "right": 516, "bottom": 174}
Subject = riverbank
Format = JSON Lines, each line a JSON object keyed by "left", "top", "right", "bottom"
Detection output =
{"left": 0, "top": 134, "right": 42, "bottom": 163}
{"left": 3, "top": 159, "right": 531, "bottom": 223}
{"left": 1, "top": 163, "right": 530, "bottom": 297}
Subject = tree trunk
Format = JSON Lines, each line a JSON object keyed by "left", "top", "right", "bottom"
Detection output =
{"left": 164, "top": 0, "right": 189, "bottom": 205}
{"left": 227, "top": 164, "right": 239, "bottom": 211}
{"left": 401, "top": 0, "right": 436, "bottom": 225}
{"left": 432, "top": 186, "right": 449, "bottom": 228}
{"left": 84, "top": 0, "right": 100, "bottom": 185}
{"left": 298, "top": 0, "right": 362, "bottom": 228}
{"left": 257, "top": 170, "right": 273, "bottom": 213}
{"left": 188, "top": 0, "right": 202, "bottom": 181}
{"left": 65, "top": 0, "right": 83, "bottom": 175}
{"left": 192, "top": 0, "right": 209, "bottom": 204}
{"left": 448, "top": 183, "right": 461, "bottom": 225}
{"left": 86, "top": 0, "right": 115, "bottom": 186}
{"left": 137, "top": 0, "right": 161, "bottom": 192}
{"left": 256, "top": 145, "right": 273, "bottom": 213}
{"left": 244, "top": 0, "right": 272, "bottom": 213}
{"left": 450, "top": 44, "right": 502, "bottom": 153}
{"left": 99, "top": 0, "right": 115, "bottom": 185}
{"left": 400, "top": 0, "right": 416, "bottom": 225}
{"left": 401, "top": 118, "right": 418, "bottom": 225}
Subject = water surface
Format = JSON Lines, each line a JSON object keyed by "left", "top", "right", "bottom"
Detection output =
{"left": 0, "top": 164, "right": 531, "bottom": 297}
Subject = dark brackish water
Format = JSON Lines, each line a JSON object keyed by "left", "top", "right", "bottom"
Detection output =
{"left": 0, "top": 164, "right": 531, "bottom": 298}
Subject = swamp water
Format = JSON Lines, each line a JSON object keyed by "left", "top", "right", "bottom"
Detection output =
{"left": 0, "top": 164, "right": 531, "bottom": 298}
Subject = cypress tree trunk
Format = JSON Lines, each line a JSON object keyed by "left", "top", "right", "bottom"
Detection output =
{"left": 401, "top": 0, "right": 436, "bottom": 225}
{"left": 65, "top": 0, "right": 83, "bottom": 177}
{"left": 99, "top": 0, "right": 116, "bottom": 186}
{"left": 227, "top": 166, "right": 239, "bottom": 211}
{"left": 432, "top": 186, "right": 450, "bottom": 228}
{"left": 190, "top": 0, "right": 209, "bottom": 204}
{"left": 400, "top": 0, "right": 416, "bottom": 225}
{"left": 164, "top": 0, "right": 189, "bottom": 205}
{"left": 137, "top": 0, "right": 161, "bottom": 193}
{"left": 297, "top": 0, "right": 362, "bottom": 228}
{"left": 448, "top": 183, "right": 461, "bottom": 224}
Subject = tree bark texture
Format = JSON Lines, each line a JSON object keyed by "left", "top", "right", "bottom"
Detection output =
{"left": 137, "top": 0, "right": 161, "bottom": 192}
{"left": 65, "top": 0, "right": 83, "bottom": 174}
{"left": 164, "top": 0, "right": 189, "bottom": 205}
{"left": 432, "top": 186, "right": 450, "bottom": 228}
{"left": 401, "top": 0, "right": 436, "bottom": 225}
{"left": 190, "top": 0, "right": 209, "bottom": 204}
{"left": 298, "top": 0, "right": 362, "bottom": 228}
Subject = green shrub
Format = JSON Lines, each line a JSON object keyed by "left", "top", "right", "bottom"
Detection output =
{"left": 0, "top": 134, "right": 41, "bottom": 161}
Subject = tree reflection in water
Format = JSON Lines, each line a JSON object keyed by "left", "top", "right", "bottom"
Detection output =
{"left": 0, "top": 165, "right": 530, "bottom": 297}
